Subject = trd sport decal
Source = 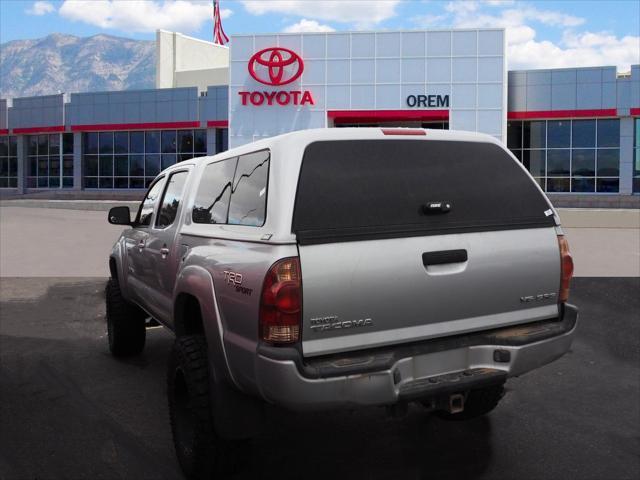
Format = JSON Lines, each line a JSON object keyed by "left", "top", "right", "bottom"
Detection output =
{"left": 223, "top": 271, "right": 252, "bottom": 296}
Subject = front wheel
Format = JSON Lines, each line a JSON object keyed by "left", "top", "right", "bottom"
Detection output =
{"left": 168, "top": 335, "right": 240, "bottom": 479}
{"left": 105, "top": 278, "right": 146, "bottom": 356}
{"left": 436, "top": 385, "right": 505, "bottom": 421}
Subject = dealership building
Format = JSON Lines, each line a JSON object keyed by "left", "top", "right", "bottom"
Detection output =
{"left": 1, "top": 28, "right": 639, "bottom": 207}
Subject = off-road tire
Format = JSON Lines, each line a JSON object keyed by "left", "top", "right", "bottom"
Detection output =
{"left": 168, "top": 335, "right": 240, "bottom": 479}
{"left": 105, "top": 278, "right": 146, "bottom": 357}
{"left": 436, "top": 384, "right": 505, "bottom": 421}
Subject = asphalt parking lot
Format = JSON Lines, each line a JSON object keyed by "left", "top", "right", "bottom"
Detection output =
{"left": 0, "top": 277, "right": 638, "bottom": 480}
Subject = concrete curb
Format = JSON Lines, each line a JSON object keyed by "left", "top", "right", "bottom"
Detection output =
{"left": 0, "top": 199, "right": 140, "bottom": 212}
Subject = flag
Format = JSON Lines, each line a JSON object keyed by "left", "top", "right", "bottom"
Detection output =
{"left": 213, "top": 0, "right": 229, "bottom": 45}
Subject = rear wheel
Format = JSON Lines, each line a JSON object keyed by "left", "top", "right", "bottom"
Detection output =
{"left": 436, "top": 385, "right": 505, "bottom": 421}
{"left": 105, "top": 278, "right": 146, "bottom": 356}
{"left": 168, "top": 335, "right": 240, "bottom": 479}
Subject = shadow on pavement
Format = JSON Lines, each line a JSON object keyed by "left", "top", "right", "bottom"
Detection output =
{"left": 0, "top": 277, "right": 637, "bottom": 480}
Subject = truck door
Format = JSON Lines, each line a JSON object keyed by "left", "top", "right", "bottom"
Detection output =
{"left": 125, "top": 176, "right": 166, "bottom": 308}
{"left": 142, "top": 168, "right": 191, "bottom": 326}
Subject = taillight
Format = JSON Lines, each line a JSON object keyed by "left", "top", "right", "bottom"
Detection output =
{"left": 558, "top": 235, "right": 574, "bottom": 302}
{"left": 259, "top": 257, "right": 301, "bottom": 344}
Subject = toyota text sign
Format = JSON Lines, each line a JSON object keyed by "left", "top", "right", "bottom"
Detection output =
{"left": 239, "top": 47, "right": 314, "bottom": 107}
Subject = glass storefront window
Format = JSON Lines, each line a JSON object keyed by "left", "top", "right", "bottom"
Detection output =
{"left": 83, "top": 129, "right": 208, "bottom": 189}
{"left": 522, "top": 149, "right": 545, "bottom": 177}
{"left": 547, "top": 120, "right": 570, "bottom": 148}
{"left": 99, "top": 132, "right": 113, "bottom": 154}
{"left": 508, "top": 118, "right": 620, "bottom": 194}
{"left": 216, "top": 129, "right": 228, "bottom": 154}
{"left": 596, "top": 149, "right": 620, "bottom": 177}
{"left": 161, "top": 131, "right": 177, "bottom": 153}
{"left": 178, "top": 130, "right": 194, "bottom": 152}
{"left": 597, "top": 119, "right": 620, "bottom": 148}
{"left": 130, "top": 132, "right": 145, "bottom": 153}
{"left": 0, "top": 136, "right": 19, "bottom": 188}
{"left": 572, "top": 149, "right": 595, "bottom": 176}
{"left": 507, "top": 121, "right": 523, "bottom": 149}
{"left": 547, "top": 149, "right": 570, "bottom": 176}
{"left": 523, "top": 121, "right": 546, "bottom": 149}
{"left": 114, "top": 132, "right": 128, "bottom": 154}
{"left": 572, "top": 120, "right": 596, "bottom": 148}
{"left": 547, "top": 178, "right": 570, "bottom": 192}
{"left": 572, "top": 178, "right": 595, "bottom": 193}
{"left": 145, "top": 131, "right": 161, "bottom": 153}
{"left": 26, "top": 133, "right": 74, "bottom": 188}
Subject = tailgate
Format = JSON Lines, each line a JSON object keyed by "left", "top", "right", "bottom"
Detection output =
{"left": 292, "top": 139, "right": 560, "bottom": 358}
{"left": 299, "top": 228, "right": 560, "bottom": 357}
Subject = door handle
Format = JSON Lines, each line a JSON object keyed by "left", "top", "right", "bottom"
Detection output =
{"left": 422, "top": 249, "right": 468, "bottom": 266}
{"left": 160, "top": 246, "right": 170, "bottom": 258}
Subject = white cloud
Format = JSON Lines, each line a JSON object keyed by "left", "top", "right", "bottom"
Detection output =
{"left": 423, "top": 1, "right": 637, "bottom": 71}
{"left": 58, "top": 0, "right": 232, "bottom": 34}
{"left": 241, "top": 1, "right": 401, "bottom": 29}
{"left": 284, "top": 19, "right": 335, "bottom": 33}
{"left": 411, "top": 13, "right": 448, "bottom": 28}
{"left": 444, "top": 1, "right": 479, "bottom": 15}
{"left": 26, "top": 1, "right": 55, "bottom": 16}
{"left": 484, "top": 0, "right": 515, "bottom": 7}
{"left": 518, "top": 6, "right": 584, "bottom": 28}
{"left": 509, "top": 32, "right": 640, "bottom": 70}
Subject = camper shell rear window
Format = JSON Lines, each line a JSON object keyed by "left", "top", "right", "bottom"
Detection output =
{"left": 292, "top": 140, "right": 554, "bottom": 245}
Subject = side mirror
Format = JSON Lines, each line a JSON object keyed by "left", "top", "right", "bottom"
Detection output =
{"left": 108, "top": 206, "right": 133, "bottom": 226}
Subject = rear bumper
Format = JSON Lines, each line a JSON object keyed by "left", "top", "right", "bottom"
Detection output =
{"left": 255, "top": 305, "right": 578, "bottom": 411}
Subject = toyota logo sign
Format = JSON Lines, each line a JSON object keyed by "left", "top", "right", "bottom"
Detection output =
{"left": 248, "top": 47, "right": 304, "bottom": 86}
{"left": 240, "top": 47, "right": 314, "bottom": 107}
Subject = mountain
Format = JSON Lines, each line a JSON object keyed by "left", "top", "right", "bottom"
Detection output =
{"left": 0, "top": 33, "right": 155, "bottom": 99}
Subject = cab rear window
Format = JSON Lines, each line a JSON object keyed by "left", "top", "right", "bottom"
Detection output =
{"left": 292, "top": 140, "right": 554, "bottom": 245}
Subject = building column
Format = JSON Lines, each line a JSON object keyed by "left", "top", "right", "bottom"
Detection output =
{"left": 16, "top": 135, "right": 27, "bottom": 194}
{"left": 72, "top": 131, "right": 82, "bottom": 190}
{"left": 619, "top": 117, "right": 634, "bottom": 195}
{"left": 206, "top": 127, "right": 217, "bottom": 155}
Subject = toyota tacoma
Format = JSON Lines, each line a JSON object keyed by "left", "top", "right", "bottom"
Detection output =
{"left": 105, "top": 127, "right": 577, "bottom": 479}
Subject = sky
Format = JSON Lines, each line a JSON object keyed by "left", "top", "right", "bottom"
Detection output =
{"left": 0, "top": 0, "right": 638, "bottom": 71}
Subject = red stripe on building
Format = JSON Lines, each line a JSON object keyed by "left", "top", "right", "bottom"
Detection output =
{"left": 13, "top": 125, "right": 65, "bottom": 134}
{"left": 0, "top": 129, "right": 9, "bottom": 135}
{"left": 508, "top": 109, "right": 617, "bottom": 120}
{"left": 71, "top": 121, "right": 200, "bottom": 132}
{"left": 630, "top": 108, "right": 640, "bottom": 116}
{"left": 328, "top": 109, "right": 449, "bottom": 124}
{"left": 207, "top": 120, "right": 229, "bottom": 128}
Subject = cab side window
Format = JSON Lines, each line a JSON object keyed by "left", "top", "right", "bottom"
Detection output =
{"left": 191, "top": 150, "right": 270, "bottom": 227}
{"left": 136, "top": 178, "right": 165, "bottom": 226}
{"left": 192, "top": 158, "right": 238, "bottom": 224}
{"left": 228, "top": 150, "right": 270, "bottom": 227}
{"left": 156, "top": 171, "right": 189, "bottom": 228}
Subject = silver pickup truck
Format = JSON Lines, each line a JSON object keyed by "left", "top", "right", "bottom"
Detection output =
{"left": 106, "top": 127, "right": 577, "bottom": 479}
